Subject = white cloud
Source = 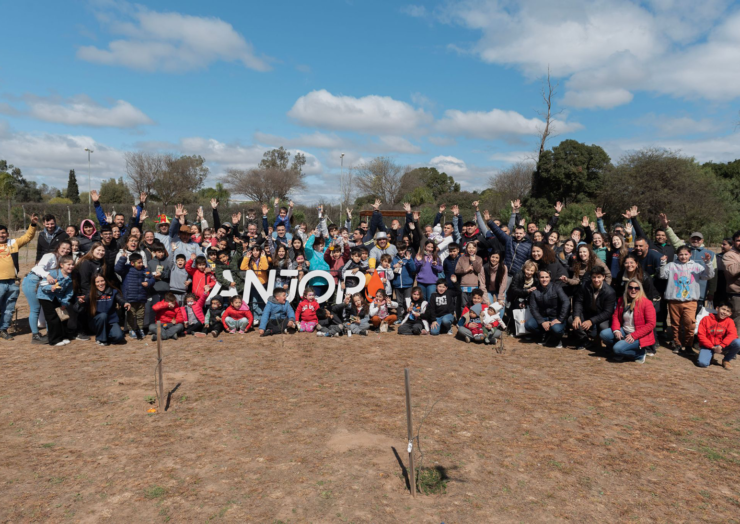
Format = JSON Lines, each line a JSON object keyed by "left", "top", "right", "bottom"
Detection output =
{"left": 605, "top": 132, "right": 740, "bottom": 164}
{"left": 288, "top": 89, "right": 432, "bottom": 134}
{"left": 377, "top": 136, "right": 423, "bottom": 154}
{"left": 433, "top": 0, "right": 740, "bottom": 108}
{"left": 0, "top": 94, "right": 154, "bottom": 128}
{"left": 401, "top": 5, "right": 428, "bottom": 18}
{"left": 427, "top": 136, "right": 457, "bottom": 147}
{"left": 489, "top": 151, "right": 537, "bottom": 164}
{"left": 635, "top": 114, "right": 723, "bottom": 136}
{"left": 254, "top": 131, "right": 348, "bottom": 150}
{"left": 430, "top": 155, "right": 467, "bottom": 175}
{"left": 78, "top": 6, "right": 270, "bottom": 72}
{"left": 437, "top": 108, "right": 582, "bottom": 139}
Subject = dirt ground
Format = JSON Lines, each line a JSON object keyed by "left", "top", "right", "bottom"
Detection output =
{"left": 2, "top": 250, "right": 740, "bottom": 523}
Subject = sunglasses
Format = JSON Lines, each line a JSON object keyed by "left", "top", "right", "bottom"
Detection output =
{"left": 627, "top": 286, "right": 640, "bottom": 291}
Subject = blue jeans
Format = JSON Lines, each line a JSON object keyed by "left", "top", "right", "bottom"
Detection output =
{"left": 91, "top": 312, "right": 125, "bottom": 344}
{"left": 0, "top": 279, "right": 20, "bottom": 331}
{"left": 600, "top": 328, "right": 645, "bottom": 360}
{"left": 524, "top": 316, "right": 565, "bottom": 341}
{"left": 697, "top": 339, "right": 740, "bottom": 367}
{"left": 430, "top": 313, "right": 454, "bottom": 335}
{"left": 419, "top": 283, "right": 436, "bottom": 302}
{"left": 22, "top": 274, "right": 42, "bottom": 334}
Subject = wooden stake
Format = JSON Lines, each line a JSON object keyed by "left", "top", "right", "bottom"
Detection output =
{"left": 156, "top": 321, "right": 164, "bottom": 412}
{"left": 404, "top": 368, "right": 416, "bottom": 497}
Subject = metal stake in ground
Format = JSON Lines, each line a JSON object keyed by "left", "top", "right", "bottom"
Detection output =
{"left": 405, "top": 368, "right": 416, "bottom": 497}
{"left": 156, "top": 321, "right": 164, "bottom": 412}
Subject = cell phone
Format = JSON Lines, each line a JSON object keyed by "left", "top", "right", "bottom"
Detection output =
{"left": 156, "top": 265, "right": 164, "bottom": 274}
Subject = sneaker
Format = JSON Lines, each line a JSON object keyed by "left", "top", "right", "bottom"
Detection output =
{"left": 54, "top": 340, "right": 68, "bottom": 347}
{"left": 723, "top": 360, "right": 732, "bottom": 370}
{"left": 671, "top": 343, "right": 680, "bottom": 354}
{"left": 316, "top": 331, "right": 329, "bottom": 337}
{"left": 238, "top": 330, "right": 245, "bottom": 334}
{"left": 229, "top": 329, "right": 236, "bottom": 334}
{"left": 260, "top": 329, "right": 273, "bottom": 337}
{"left": 612, "top": 355, "right": 624, "bottom": 362}
{"left": 194, "top": 332, "right": 207, "bottom": 338}
{"left": 151, "top": 334, "right": 157, "bottom": 342}
{"left": 210, "top": 331, "right": 218, "bottom": 338}
{"left": 393, "top": 320, "right": 402, "bottom": 326}
{"left": 555, "top": 341, "right": 563, "bottom": 349}
{"left": 31, "top": 334, "right": 48, "bottom": 344}
{"left": 129, "top": 330, "right": 137, "bottom": 339}
{"left": 447, "top": 330, "right": 455, "bottom": 336}
{"left": 171, "top": 333, "right": 178, "bottom": 341}
{"left": 464, "top": 336, "right": 471, "bottom": 343}
{"left": 359, "top": 330, "right": 368, "bottom": 336}
{"left": 0, "top": 330, "right": 14, "bottom": 340}
{"left": 473, "top": 334, "right": 484, "bottom": 342}
{"left": 647, "top": 346, "right": 657, "bottom": 356}
{"left": 96, "top": 340, "right": 109, "bottom": 346}
{"left": 575, "top": 345, "right": 587, "bottom": 350}
{"left": 636, "top": 353, "right": 646, "bottom": 364}
{"left": 136, "top": 330, "right": 145, "bottom": 340}
{"left": 75, "top": 333, "right": 90, "bottom": 341}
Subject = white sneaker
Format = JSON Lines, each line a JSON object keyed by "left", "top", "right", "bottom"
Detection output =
{"left": 555, "top": 342, "right": 563, "bottom": 349}
{"left": 55, "top": 339, "right": 70, "bottom": 346}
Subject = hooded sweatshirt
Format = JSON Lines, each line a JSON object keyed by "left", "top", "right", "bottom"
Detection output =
{"left": 659, "top": 259, "right": 714, "bottom": 302}
{"left": 259, "top": 296, "right": 296, "bottom": 330}
{"left": 76, "top": 219, "right": 99, "bottom": 254}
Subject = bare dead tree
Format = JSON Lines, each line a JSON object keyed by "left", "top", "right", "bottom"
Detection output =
{"left": 536, "top": 67, "right": 560, "bottom": 161}
{"left": 224, "top": 166, "right": 305, "bottom": 203}
{"left": 124, "top": 151, "right": 167, "bottom": 195}
{"left": 125, "top": 152, "right": 208, "bottom": 206}
{"left": 355, "top": 156, "right": 405, "bottom": 205}
{"left": 488, "top": 162, "right": 534, "bottom": 201}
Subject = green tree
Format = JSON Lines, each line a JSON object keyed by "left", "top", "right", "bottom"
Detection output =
{"left": 198, "top": 182, "right": 231, "bottom": 204}
{"left": 704, "top": 159, "right": 740, "bottom": 201}
{"left": 400, "top": 167, "right": 460, "bottom": 199}
{"left": 66, "top": 169, "right": 80, "bottom": 203}
{"left": 0, "top": 172, "right": 17, "bottom": 228}
{"left": 406, "top": 186, "right": 435, "bottom": 207}
{"left": 225, "top": 147, "right": 306, "bottom": 202}
{"left": 49, "top": 196, "right": 73, "bottom": 204}
{"left": 528, "top": 139, "right": 611, "bottom": 219}
{"left": 259, "top": 146, "right": 306, "bottom": 173}
{"left": 99, "top": 177, "right": 132, "bottom": 203}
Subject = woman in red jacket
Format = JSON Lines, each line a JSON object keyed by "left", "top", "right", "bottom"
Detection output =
{"left": 599, "top": 278, "right": 655, "bottom": 364}
{"left": 150, "top": 292, "right": 186, "bottom": 341}
{"left": 697, "top": 301, "right": 740, "bottom": 370}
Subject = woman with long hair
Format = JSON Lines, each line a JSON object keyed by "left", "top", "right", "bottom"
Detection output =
{"left": 486, "top": 251, "right": 508, "bottom": 313}
{"left": 591, "top": 232, "right": 608, "bottom": 263}
{"left": 607, "top": 234, "right": 629, "bottom": 279}
{"left": 530, "top": 242, "right": 567, "bottom": 284}
{"left": 88, "top": 274, "right": 129, "bottom": 346}
{"left": 564, "top": 244, "right": 612, "bottom": 289}
{"left": 599, "top": 278, "right": 656, "bottom": 363}
{"left": 70, "top": 242, "right": 109, "bottom": 340}
{"left": 416, "top": 240, "right": 444, "bottom": 302}
{"left": 22, "top": 239, "right": 72, "bottom": 344}
{"left": 115, "top": 234, "right": 147, "bottom": 271}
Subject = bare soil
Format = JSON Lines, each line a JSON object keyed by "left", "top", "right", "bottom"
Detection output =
{"left": 2, "top": 254, "right": 740, "bottom": 523}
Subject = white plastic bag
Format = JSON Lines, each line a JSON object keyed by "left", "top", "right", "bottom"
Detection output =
{"left": 513, "top": 308, "right": 532, "bottom": 337}
{"left": 694, "top": 302, "right": 716, "bottom": 335}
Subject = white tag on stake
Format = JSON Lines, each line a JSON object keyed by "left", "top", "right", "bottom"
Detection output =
{"left": 407, "top": 441, "right": 413, "bottom": 453}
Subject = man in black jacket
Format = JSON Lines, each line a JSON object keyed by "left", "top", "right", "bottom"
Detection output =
{"left": 35, "top": 214, "right": 68, "bottom": 262}
{"left": 571, "top": 266, "right": 616, "bottom": 350}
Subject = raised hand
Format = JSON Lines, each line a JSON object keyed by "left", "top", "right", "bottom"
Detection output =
{"left": 659, "top": 213, "right": 669, "bottom": 228}
{"left": 261, "top": 204, "right": 269, "bottom": 216}
{"left": 210, "top": 198, "right": 219, "bottom": 209}
{"left": 544, "top": 223, "right": 552, "bottom": 233}
{"left": 554, "top": 201, "right": 563, "bottom": 214}
{"left": 289, "top": 200, "right": 294, "bottom": 208}
{"left": 590, "top": 221, "right": 596, "bottom": 231}
{"left": 403, "top": 202, "right": 411, "bottom": 213}
{"left": 131, "top": 206, "right": 137, "bottom": 217}
{"left": 451, "top": 205, "right": 459, "bottom": 216}
{"left": 483, "top": 210, "right": 490, "bottom": 221}
{"left": 372, "top": 199, "right": 381, "bottom": 210}
{"left": 346, "top": 207, "right": 352, "bottom": 218}
{"left": 472, "top": 201, "right": 479, "bottom": 210}
{"left": 519, "top": 218, "right": 526, "bottom": 226}
{"left": 196, "top": 207, "right": 204, "bottom": 221}
{"left": 439, "top": 204, "right": 446, "bottom": 213}
{"left": 139, "top": 210, "right": 149, "bottom": 222}
{"left": 630, "top": 205, "right": 639, "bottom": 217}
{"left": 581, "top": 216, "right": 589, "bottom": 228}
{"left": 624, "top": 222, "right": 633, "bottom": 235}
{"left": 29, "top": 213, "right": 39, "bottom": 226}
{"left": 511, "top": 199, "right": 521, "bottom": 212}
{"left": 622, "top": 209, "right": 632, "bottom": 220}
{"left": 105, "top": 213, "right": 113, "bottom": 224}
{"left": 90, "top": 189, "right": 99, "bottom": 202}
{"left": 174, "top": 204, "right": 184, "bottom": 218}
{"left": 595, "top": 207, "right": 604, "bottom": 219}
{"left": 412, "top": 211, "right": 420, "bottom": 221}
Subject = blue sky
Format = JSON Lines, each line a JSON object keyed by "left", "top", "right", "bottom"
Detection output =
{"left": 1, "top": 0, "right": 739, "bottom": 202}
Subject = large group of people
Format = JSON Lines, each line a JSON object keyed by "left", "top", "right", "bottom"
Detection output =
{"left": 4, "top": 191, "right": 740, "bottom": 369}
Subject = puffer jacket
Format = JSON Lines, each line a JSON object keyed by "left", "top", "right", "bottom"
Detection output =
{"left": 487, "top": 220, "right": 531, "bottom": 275}
{"left": 392, "top": 254, "right": 417, "bottom": 289}
{"left": 611, "top": 297, "right": 656, "bottom": 348}
{"left": 698, "top": 313, "right": 738, "bottom": 349}
{"left": 304, "top": 235, "right": 330, "bottom": 287}
{"left": 114, "top": 258, "right": 155, "bottom": 303}
{"left": 259, "top": 296, "right": 296, "bottom": 330}
{"left": 529, "top": 283, "right": 570, "bottom": 324}
{"left": 152, "top": 300, "right": 186, "bottom": 325}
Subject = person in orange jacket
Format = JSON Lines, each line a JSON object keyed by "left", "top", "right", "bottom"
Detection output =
{"left": 697, "top": 301, "right": 740, "bottom": 370}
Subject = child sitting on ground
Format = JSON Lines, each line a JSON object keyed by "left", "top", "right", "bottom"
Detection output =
{"left": 182, "top": 292, "right": 209, "bottom": 336}
{"left": 259, "top": 288, "right": 296, "bottom": 336}
{"left": 150, "top": 292, "right": 185, "bottom": 341}
{"left": 296, "top": 287, "right": 320, "bottom": 332}
{"left": 464, "top": 304, "right": 485, "bottom": 342}
{"left": 481, "top": 302, "right": 506, "bottom": 345}
{"left": 369, "top": 289, "right": 398, "bottom": 332}
{"left": 222, "top": 296, "right": 253, "bottom": 334}
{"left": 204, "top": 297, "right": 226, "bottom": 338}
{"left": 115, "top": 253, "right": 155, "bottom": 340}
{"left": 316, "top": 303, "right": 345, "bottom": 337}
{"left": 398, "top": 286, "right": 428, "bottom": 335}
{"left": 457, "top": 290, "right": 486, "bottom": 343}
{"left": 341, "top": 293, "right": 371, "bottom": 336}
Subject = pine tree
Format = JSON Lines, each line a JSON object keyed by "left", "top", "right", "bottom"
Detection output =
{"left": 66, "top": 169, "right": 80, "bottom": 203}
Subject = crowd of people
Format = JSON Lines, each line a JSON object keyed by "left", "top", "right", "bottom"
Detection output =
{"left": 4, "top": 191, "right": 740, "bottom": 369}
